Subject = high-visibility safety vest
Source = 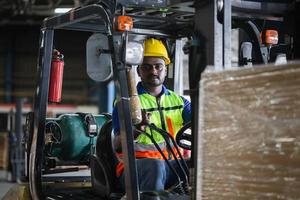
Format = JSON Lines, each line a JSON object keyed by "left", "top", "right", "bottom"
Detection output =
{"left": 115, "top": 84, "right": 186, "bottom": 177}
{"left": 135, "top": 89, "right": 184, "bottom": 156}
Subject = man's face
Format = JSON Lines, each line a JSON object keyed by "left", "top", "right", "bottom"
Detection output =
{"left": 138, "top": 56, "right": 167, "bottom": 87}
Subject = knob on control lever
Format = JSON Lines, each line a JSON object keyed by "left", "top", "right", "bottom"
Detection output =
{"left": 126, "top": 67, "right": 142, "bottom": 125}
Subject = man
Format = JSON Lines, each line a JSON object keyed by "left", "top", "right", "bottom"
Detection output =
{"left": 112, "top": 38, "right": 191, "bottom": 192}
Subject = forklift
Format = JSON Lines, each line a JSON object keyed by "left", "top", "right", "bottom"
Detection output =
{"left": 25, "top": 1, "right": 195, "bottom": 199}
{"left": 17, "top": 0, "right": 299, "bottom": 200}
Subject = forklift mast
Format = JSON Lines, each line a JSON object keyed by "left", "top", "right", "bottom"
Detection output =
{"left": 193, "top": 1, "right": 299, "bottom": 199}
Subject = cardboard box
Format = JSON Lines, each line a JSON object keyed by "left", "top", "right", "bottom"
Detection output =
{"left": 200, "top": 62, "right": 300, "bottom": 199}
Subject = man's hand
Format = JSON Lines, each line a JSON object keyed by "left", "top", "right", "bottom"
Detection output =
{"left": 141, "top": 110, "right": 151, "bottom": 129}
{"left": 134, "top": 110, "right": 151, "bottom": 138}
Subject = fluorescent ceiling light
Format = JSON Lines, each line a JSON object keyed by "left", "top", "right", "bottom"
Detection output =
{"left": 54, "top": 8, "right": 72, "bottom": 13}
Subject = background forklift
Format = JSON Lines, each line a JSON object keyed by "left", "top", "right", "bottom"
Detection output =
{"left": 11, "top": 0, "right": 299, "bottom": 200}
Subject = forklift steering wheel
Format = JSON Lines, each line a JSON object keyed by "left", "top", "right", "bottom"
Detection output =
{"left": 175, "top": 122, "right": 192, "bottom": 150}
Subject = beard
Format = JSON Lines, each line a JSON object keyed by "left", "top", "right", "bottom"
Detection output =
{"left": 143, "top": 75, "right": 164, "bottom": 87}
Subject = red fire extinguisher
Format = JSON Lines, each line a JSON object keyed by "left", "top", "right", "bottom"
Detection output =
{"left": 48, "top": 49, "right": 64, "bottom": 103}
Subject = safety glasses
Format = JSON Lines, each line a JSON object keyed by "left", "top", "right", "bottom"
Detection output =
{"left": 140, "top": 63, "right": 165, "bottom": 71}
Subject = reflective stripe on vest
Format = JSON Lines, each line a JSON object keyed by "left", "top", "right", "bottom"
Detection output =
{"left": 116, "top": 147, "right": 184, "bottom": 177}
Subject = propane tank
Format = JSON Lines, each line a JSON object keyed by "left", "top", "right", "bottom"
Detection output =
{"left": 49, "top": 50, "right": 64, "bottom": 103}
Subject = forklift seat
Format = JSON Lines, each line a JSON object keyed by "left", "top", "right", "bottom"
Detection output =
{"left": 91, "top": 119, "right": 123, "bottom": 198}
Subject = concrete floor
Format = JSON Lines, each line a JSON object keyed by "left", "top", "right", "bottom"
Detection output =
{"left": 0, "top": 169, "right": 93, "bottom": 199}
{"left": 0, "top": 170, "right": 17, "bottom": 199}
{"left": 0, "top": 182, "right": 16, "bottom": 199}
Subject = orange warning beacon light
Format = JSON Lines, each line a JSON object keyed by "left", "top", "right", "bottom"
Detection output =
{"left": 116, "top": 16, "right": 133, "bottom": 32}
{"left": 265, "top": 30, "right": 278, "bottom": 45}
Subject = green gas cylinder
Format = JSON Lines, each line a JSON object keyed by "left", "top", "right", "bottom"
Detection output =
{"left": 45, "top": 113, "right": 109, "bottom": 163}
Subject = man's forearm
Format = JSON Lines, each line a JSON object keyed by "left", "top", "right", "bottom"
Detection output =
{"left": 113, "top": 128, "right": 142, "bottom": 152}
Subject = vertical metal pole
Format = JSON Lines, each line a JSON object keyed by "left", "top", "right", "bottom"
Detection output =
{"left": 9, "top": 109, "right": 16, "bottom": 182}
{"left": 295, "top": 2, "right": 300, "bottom": 59}
{"left": 195, "top": 0, "right": 223, "bottom": 70}
{"left": 107, "top": 80, "right": 115, "bottom": 113}
{"left": 223, "top": 0, "right": 232, "bottom": 69}
{"left": 98, "top": 81, "right": 115, "bottom": 113}
{"left": 215, "top": 2, "right": 223, "bottom": 71}
{"left": 174, "top": 39, "right": 184, "bottom": 96}
{"left": 4, "top": 41, "right": 13, "bottom": 103}
{"left": 29, "top": 28, "right": 53, "bottom": 200}
{"left": 100, "top": 7, "right": 139, "bottom": 198}
{"left": 189, "top": 86, "right": 201, "bottom": 200}
{"left": 192, "top": 0, "right": 224, "bottom": 199}
{"left": 108, "top": 33, "right": 140, "bottom": 200}
{"left": 98, "top": 82, "right": 108, "bottom": 113}
{"left": 15, "top": 98, "right": 24, "bottom": 182}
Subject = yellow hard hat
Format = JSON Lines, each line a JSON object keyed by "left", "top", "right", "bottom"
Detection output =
{"left": 143, "top": 38, "right": 170, "bottom": 65}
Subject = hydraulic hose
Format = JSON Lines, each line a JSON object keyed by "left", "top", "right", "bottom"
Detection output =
{"left": 135, "top": 129, "right": 186, "bottom": 194}
{"left": 147, "top": 124, "right": 189, "bottom": 188}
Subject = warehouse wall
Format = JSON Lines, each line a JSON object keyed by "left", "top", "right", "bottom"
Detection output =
{"left": 0, "top": 25, "right": 101, "bottom": 105}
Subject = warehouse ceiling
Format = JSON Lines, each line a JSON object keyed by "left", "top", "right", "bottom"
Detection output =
{"left": 0, "top": 0, "right": 99, "bottom": 25}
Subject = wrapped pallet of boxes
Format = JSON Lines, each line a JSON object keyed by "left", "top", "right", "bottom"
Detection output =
{"left": 0, "top": 132, "right": 9, "bottom": 169}
{"left": 200, "top": 62, "right": 300, "bottom": 200}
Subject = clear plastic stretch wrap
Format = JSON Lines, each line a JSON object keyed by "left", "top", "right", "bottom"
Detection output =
{"left": 200, "top": 62, "right": 300, "bottom": 200}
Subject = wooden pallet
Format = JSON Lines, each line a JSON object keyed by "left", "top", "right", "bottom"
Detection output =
{"left": 0, "top": 132, "right": 9, "bottom": 169}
